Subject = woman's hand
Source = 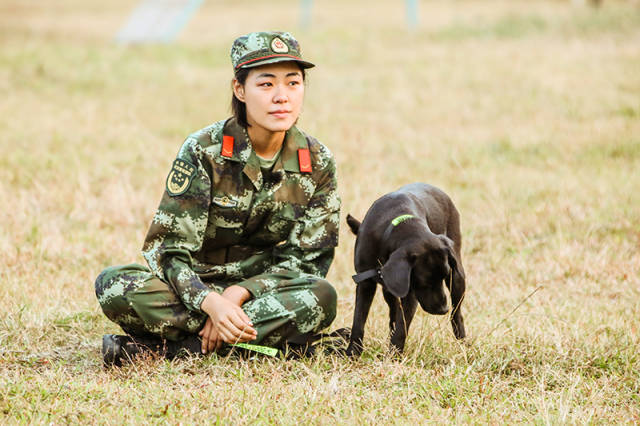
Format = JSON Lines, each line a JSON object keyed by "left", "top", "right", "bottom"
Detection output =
{"left": 200, "top": 291, "right": 257, "bottom": 349}
{"left": 221, "top": 285, "right": 251, "bottom": 306}
{"left": 198, "top": 317, "right": 222, "bottom": 354}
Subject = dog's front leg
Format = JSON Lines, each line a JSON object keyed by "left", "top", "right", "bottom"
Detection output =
{"left": 346, "top": 280, "right": 377, "bottom": 357}
{"left": 384, "top": 291, "right": 418, "bottom": 353}
{"left": 450, "top": 268, "right": 466, "bottom": 339}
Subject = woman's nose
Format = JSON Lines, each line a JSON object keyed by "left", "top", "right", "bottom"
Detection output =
{"left": 273, "top": 86, "right": 288, "bottom": 103}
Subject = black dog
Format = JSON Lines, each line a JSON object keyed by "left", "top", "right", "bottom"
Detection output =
{"left": 345, "top": 183, "right": 466, "bottom": 356}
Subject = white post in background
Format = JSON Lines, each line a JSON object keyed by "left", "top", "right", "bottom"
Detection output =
{"left": 406, "top": 0, "right": 418, "bottom": 30}
{"left": 117, "top": 0, "right": 205, "bottom": 44}
{"left": 301, "top": 0, "right": 313, "bottom": 29}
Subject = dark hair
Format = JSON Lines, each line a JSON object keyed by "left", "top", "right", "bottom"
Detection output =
{"left": 231, "top": 64, "right": 306, "bottom": 128}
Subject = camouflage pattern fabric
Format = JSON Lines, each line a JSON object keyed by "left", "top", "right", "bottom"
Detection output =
{"left": 230, "top": 31, "right": 315, "bottom": 71}
{"left": 95, "top": 118, "right": 341, "bottom": 345}
{"left": 95, "top": 264, "right": 337, "bottom": 345}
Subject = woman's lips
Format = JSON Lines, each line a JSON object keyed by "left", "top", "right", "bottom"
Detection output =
{"left": 269, "top": 110, "right": 291, "bottom": 119}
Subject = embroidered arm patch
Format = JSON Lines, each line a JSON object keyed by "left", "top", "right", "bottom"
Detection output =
{"left": 166, "top": 159, "right": 197, "bottom": 196}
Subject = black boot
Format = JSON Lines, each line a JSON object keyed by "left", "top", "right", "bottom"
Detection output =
{"left": 102, "top": 334, "right": 202, "bottom": 367}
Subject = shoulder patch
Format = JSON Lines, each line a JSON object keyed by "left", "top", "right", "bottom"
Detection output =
{"left": 298, "top": 148, "right": 312, "bottom": 173}
{"left": 166, "top": 159, "right": 197, "bottom": 196}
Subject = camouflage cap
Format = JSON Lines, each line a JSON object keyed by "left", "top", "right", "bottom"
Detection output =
{"left": 230, "top": 31, "right": 315, "bottom": 71}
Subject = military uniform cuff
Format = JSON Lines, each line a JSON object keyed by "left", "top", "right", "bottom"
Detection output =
{"left": 234, "top": 279, "right": 267, "bottom": 298}
{"left": 192, "top": 287, "right": 212, "bottom": 314}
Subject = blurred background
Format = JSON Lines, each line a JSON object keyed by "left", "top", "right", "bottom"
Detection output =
{"left": 1, "top": 0, "right": 638, "bottom": 356}
{"left": 1, "top": 0, "right": 639, "bottom": 422}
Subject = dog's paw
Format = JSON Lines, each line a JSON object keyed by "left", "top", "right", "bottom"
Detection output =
{"left": 386, "top": 345, "right": 405, "bottom": 361}
{"left": 344, "top": 343, "right": 364, "bottom": 358}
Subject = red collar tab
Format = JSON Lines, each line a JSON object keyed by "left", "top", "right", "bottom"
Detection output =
{"left": 221, "top": 135, "right": 234, "bottom": 158}
{"left": 297, "top": 148, "right": 312, "bottom": 173}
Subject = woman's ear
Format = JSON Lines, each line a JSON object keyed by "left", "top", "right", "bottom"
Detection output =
{"left": 232, "top": 79, "right": 245, "bottom": 102}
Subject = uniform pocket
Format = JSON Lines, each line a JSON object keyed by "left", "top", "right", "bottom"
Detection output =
{"left": 266, "top": 204, "right": 298, "bottom": 240}
{"left": 209, "top": 191, "right": 248, "bottom": 228}
{"left": 209, "top": 185, "right": 252, "bottom": 225}
{"left": 207, "top": 202, "right": 246, "bottom": 248}
{"left": 212, "top": 213, "right": 244, "bottom": 229}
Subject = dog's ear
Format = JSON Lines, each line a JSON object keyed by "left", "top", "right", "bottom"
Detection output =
{"left": 380, "top": 248, "right": 413, "bottom": 298}
{"left": 346, "top": 214, "right": 361, "bottom": 235}
{"left": 438, "top": 234, "right": 461, "bottom": 278}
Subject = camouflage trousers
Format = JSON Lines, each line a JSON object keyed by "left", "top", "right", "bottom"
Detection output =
{"left": 95, "top": 264, "right": 337, "bottom": 348}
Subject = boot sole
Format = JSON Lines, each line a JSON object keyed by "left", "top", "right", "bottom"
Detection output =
{"left": 102, "top": 334, "right": 123, "bottom": 367}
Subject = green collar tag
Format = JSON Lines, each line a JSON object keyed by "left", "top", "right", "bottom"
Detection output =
{"left": 233, "top": 342, "right": 279, "bottom": 357}
{"left": 391, "top": 214, "right": 416, "bottom": 227}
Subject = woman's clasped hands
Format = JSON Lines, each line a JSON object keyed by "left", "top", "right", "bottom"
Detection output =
{"left": 199, "top": 286, "right": 257, "bottom": 354}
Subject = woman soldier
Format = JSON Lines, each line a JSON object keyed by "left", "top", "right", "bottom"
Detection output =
{"left": 95, "top": 31, "right": 341, "bottom": 365}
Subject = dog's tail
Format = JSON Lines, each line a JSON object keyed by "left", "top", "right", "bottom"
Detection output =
{"left": 346, "top": 214, "right": 361, "bottom": 235}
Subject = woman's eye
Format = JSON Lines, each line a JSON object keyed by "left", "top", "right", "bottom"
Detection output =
{"left": 288, "top": 81, "right": 300, "bottom": 86}
{"left": 259, "top": 82, "right": 272, "bottom": 87}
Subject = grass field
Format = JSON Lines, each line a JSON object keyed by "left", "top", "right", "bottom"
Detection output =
{"left": 1, "top": 0, "right": 639, "bottom": 423}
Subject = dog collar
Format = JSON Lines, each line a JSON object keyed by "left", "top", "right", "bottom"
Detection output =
{"left": 352, "top": 267, "right": 383, "bottom": 284}
{"left": 351, "top": 214, "right": 418, "bottom": 286}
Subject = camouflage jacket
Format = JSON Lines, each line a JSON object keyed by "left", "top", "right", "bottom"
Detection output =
{"left": 142, "top": 118, "right": 341, "bottom": 313}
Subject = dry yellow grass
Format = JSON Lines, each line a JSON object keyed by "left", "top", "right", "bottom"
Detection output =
{"left": 1, "top": 0, "right": 639, "bottom": 423}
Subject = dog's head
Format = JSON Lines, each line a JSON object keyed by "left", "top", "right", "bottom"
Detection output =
{"left": 380, "top": 235, "right": 458, "bottom": 315}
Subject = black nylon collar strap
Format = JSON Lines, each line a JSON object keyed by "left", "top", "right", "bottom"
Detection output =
{"left": 352, "top": 268, "right": 383, "bottom": 284}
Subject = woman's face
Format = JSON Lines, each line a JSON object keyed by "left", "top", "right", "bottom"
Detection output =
{"left": 233, "top": 61, "right": 305, "bottom": 133}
